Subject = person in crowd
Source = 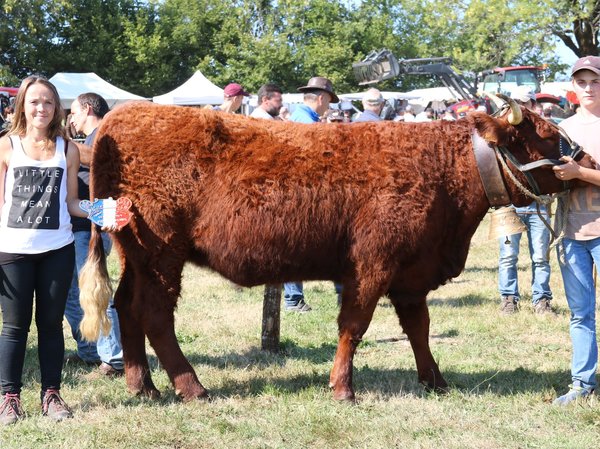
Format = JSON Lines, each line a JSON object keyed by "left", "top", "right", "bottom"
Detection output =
{"left": 342, "top": 108, "right": 353, "bottom": 123}
{"left": 551, "top": 56, "right": 600, "bottom": 405}
{"left": 0, "top": 75, "right": 88, "bottom": 424}
{"left": 279, "top": 106, "right": 290, "bottom": 121}
{"left": 402, "top": 104, "right": 415, "bottom": 122}
{"left": 250, "top": 84, "right": 283, "bottom": 120}
{"left": 541, "top": 104, "right": 561, "bottom": 124}
{"left": 289, "top": 76, "right": 337, "bottom": 124}
{"left": 497, "top": 86, "right": 553, "bottom": 316}
{"left": 534, "top": 102, "right": 544, "bottom": 115}
{"left": 2, "top": 106, "right": 14, "bottom": 128}
{"left": 442, "top": 108, "right": 456, "bottom": 121}
{"left": 326, "top": 109, "right": 345, "bottom": 123}
{"left": 393, "top": 108, "right": 405, "bottom": 122}
{"left": 284, "top": 76, "right": 341, "bottom": 311}
{"left": 214, "top": 83, "right": 250, "bottom": 113}
{"left": 414, "top": 107, "right": 434, "bottom": 122}
{"left": 353, "top": 88, "right": 384, "bottom": 122}
{"left": 67, "top": 92, "right": 124, "bottom": 376}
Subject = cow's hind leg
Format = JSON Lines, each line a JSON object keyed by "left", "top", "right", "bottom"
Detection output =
{"left": 389, "top": 294, "right": 448, "bottom": 392}
{"left": 330, "top": 279, "right": 382, "bottom": 402}
{"left": 115, "top": 262, "right": 160, "bottom": 399}
{"left": 138, "top": 261, "right": 208, "bottom": 402}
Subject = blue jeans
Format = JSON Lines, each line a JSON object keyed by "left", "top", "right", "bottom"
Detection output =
{"left": 497, "top": 205, "right": 552, "bottom": 303}
{"left": 558, "top": 237, "right": 599, "bottom": 390}
{"left": 283, "top": 282, "right": 343, "bottom": 307}
{"left": 64, "top": 231, "right": 123, "bottom": 369}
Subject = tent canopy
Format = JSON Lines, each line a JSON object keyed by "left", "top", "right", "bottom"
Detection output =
{"left": 153, "top": 71, "right": 224, "bottom": 105}
{"left": 50, "top": 72, "right": 147, "bottom": 109}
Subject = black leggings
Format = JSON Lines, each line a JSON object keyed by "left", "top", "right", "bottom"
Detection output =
{"left": 0, "top": 243, "right": 74, "bottom": 394}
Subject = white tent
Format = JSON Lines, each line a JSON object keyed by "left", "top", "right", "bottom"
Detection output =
{"left": 337, "top": 91, "right": 420, "bottom": 102}
{"left": 50, "top": 72, "right": 147, "bottom": 109}
{"left": 404, "top": 86, "right": 462, "bottom": 106}
{"left": 152, "top": 71, "right": 224, "bottom": 105}
{"left": 540, "top": 81, "right": 573, "bottom": 98}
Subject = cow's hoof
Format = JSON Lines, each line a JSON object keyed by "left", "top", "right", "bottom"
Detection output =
{"left": 419, "top": 369, "right": 448, "bottom": 394}
{"left": 133, "top": 386, "right": 161, "bottom": 400}
{"left": 177, "top": 386, "right": 209, "bottom": 403}
{"left": 332, "top": 388, "right": 356, "bottom": 402}
{"left": 421, "top": 379, "right": 449, "bottom": 394}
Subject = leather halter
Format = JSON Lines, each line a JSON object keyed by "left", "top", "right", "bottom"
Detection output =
{"left": 495, "top": 126, "right": 584, "bottom": 196}
{"left": 471, "top": 126, "right": 584, "bottom": 207}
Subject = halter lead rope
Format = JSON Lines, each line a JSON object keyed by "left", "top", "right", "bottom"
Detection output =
{"left": 494, "top": 144, "right": 570, "bottom": 256}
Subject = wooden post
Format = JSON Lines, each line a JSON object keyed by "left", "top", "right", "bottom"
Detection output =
{"left": 261, "top": 284, "right": 281, "bottom": 352}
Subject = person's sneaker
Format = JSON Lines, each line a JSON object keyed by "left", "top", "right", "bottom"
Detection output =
{"left": 98, "top": 362, "right": 124, "bottom": 377}
{"left": 285, "top": 298, "right": 312, "bottom": 313}
{"left": 553, "top": 384, "right": 594, "bottom": 406}
{"left": 500, "top": 295, "right": 519, "bottom": 314}
{"left": 0, "top": 393, "right": 24, "bottom": 425}
{"left": 41, "top": 389, "right": 73, "bottom": 421}
{"left": 534, "top": 298, "right": 556, "bottom": 315}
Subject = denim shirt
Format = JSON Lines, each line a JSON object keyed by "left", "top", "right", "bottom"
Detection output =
{"left": 290, "top": 104, "right": 320, "bottom": 123}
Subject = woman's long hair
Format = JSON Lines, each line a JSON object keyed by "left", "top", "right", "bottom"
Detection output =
{"left": 9, "top": 75, "right": 66, "bottom": 143}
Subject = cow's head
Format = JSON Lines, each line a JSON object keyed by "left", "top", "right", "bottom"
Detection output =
{"left": 470, "top": 96, "right": 595, "bottom": 207}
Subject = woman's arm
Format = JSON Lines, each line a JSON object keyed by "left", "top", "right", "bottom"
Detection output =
{"left": 0, "top": 136, "right": 12, "bottom": 211}
{"left": 65, "top": 140, "right": 87, "bottom": 218}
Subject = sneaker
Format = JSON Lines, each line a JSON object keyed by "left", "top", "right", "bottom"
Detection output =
{"left": 500, "top": 295, "right": 519, "bottom": 314}
{"left": 534, "top": 298, "right": 556, "bottom": 315}
{"left": 285, "top": 298, "right": 312, "bottom": 313}
{"left": 0, "top": 393, "right": 24, "bottom": 425}
{"left": 553, "top": 384, "right": 594, "bottom": 406}
{"left": 41, "top": 389, "right": 73, "bottom": 421}
{"left": 98, "top": 362, "right": 124, "bottom": 377}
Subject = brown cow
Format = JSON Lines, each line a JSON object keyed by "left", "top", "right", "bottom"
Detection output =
{"left": 79, "top": 99, "right": 592, "bottom": 402}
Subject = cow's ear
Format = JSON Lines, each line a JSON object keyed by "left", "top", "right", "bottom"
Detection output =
{"left": 471, "top": 113, "right": 510, "bottom": 146}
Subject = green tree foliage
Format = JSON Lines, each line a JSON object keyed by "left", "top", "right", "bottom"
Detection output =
{"left": 544, "top": 0, "right": 599, "bottom": 57}
{"left": 0, "top": 0, "right": 598, "bottom": 94}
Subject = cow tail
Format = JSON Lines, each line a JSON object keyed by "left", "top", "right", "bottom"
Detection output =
{"left": 79, "top": 224, "right": 112, "bottom": 341}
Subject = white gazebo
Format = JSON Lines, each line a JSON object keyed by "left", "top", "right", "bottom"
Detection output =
{"left": 152, "top": 71, "right": 224, "bottom": 106}
{"left": 50, "top": 72, "right": 147, "bottom": 109}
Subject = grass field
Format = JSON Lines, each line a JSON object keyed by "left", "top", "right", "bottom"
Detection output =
{"left": 0, "top": 214, "right": 599, "bottom": 448}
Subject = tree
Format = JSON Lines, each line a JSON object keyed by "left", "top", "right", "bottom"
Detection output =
{"left": 547, "top": 0, "right": 599, "bottom": 57}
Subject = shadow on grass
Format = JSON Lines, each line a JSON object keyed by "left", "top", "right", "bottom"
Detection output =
{"left": 462, "top": 265, "right": 499, "bottom": 274}
{"left": 109, "top": 365, "right": 573, "bottom": 405}
{"left": 21, "top": 340, "right": 571, "bottom": 408}
{"left": 184, "top": 338, "right": 338, "bottom": 368}
{"left": 427, "top": 293, "right": 488, "bottom": 308}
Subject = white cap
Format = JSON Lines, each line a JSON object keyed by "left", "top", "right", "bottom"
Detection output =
{"left": 510, "top": 85, "right": 536, "bottom": 103}
{"left": 362, "top": 88, "right": 384, "bottom": 105}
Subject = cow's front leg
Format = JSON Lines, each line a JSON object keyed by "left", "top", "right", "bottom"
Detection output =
{"left": 330, "top": 285, "right": 379, "bottom": 401}
{"left": 391, "top": 296, "right": 448, "bottom": 392}
{"left": 115, "top": 266, "right": 160, "bottom": 399}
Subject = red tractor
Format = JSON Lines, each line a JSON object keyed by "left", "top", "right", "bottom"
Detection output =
{"left": 477, "top": 66, "right": 547, "bottom": 98}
